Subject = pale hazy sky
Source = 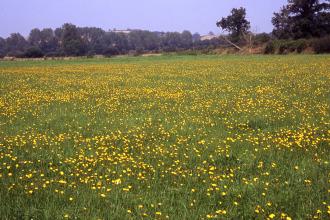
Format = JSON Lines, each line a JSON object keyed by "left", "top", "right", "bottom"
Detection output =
{"left": 0, "top": 0, "right": 288, "bottom": 37}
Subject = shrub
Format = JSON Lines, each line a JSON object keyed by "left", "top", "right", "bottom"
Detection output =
{"left": 176, "top": 50, "right": 199, "bottom": 56}
{"left": 264, "top": 42, "right": 275, "bottom": 54}
{"left": 7, "top": 50, "right": 25, "bottom": 58}
{"left": 86, "top": 51, "right": 95, "bottom": 58}
{"left": 103, "top": 47, "right": 120, "bottom": 57}
{"left": 312, "top": 36, "right": 330, "bottom": 54}
{"left": 278, "top": 44, "right": 288, "bottom": 54}
{"left": 265, "top": 39, "right": 308, "bottom": 54}
{"left": 45, "top": 51, "right": 65, "bottom": 58}
{"left": 254, "top": 33, "right": 271, "bottom": 45}
{"left": 24, "top": 47, "right": 44, "bottom": 58}
{"left": 295, "top": 39, "right": 308, "bottom": 53}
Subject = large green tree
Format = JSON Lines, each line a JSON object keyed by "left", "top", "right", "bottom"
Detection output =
{"left": 216, "top": 7, "right": 251, "bottom": 42}
{"left": 272, "top": 0, "right": 330, "bottom": 39}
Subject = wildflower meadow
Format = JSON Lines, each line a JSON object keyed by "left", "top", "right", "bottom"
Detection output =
{"left": 0, "top": 55, "right": 329, "bottom": 219}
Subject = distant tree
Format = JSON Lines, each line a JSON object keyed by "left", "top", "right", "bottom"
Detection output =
{"left": 61, "top": 23, "right": 86, "bottom": 56}
{"left": 216, "top": 7, "right": 251, "bottom": 42}
{"left": 272, "top": 0, "right": 330, "bottom": 39}
{"left": 28, "top": 28, "right": 42, "bottom": 46}
{"left": 28, "top": 28, "right": 58, "bottom": 55}
{"left": 180, "top": 31, "right": 193, "bottom": 49}
{"left": 5, "top": 33, "right": 28, "bottom": 57}
{"left": 128, "top": 30, "right": 160, "bottom": 52}
{"left": 0, "top": 37, "right": 6, "bottom": 57}
{"left": 78, "top": 27, "right": 106, "bottom": 54}
{"left": 192, "top": 33, "right": 201, "bottom": 42}
{"left": 161, "top": 32, "right": 182, "bottom": 51}
{"left": 103, "top": 32, "right": 129, "bottom": 55}
{"left": 54, "top": 28, "right": 63, "bottom": 40}
{"left": 39, "top": 28, "right": 58, "bottom": 53}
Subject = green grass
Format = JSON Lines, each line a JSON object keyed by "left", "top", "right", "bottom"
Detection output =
{"left": 0, "top": 55, "right": 329, "bottom": 219}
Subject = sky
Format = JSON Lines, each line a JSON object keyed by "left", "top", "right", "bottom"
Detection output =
{"left": 0, "top": 0, "right": 288, "bottom": 38}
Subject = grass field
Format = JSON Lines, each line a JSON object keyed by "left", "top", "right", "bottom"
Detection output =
{"left": 0, "top": 55, "right": 329, "bottom": 220}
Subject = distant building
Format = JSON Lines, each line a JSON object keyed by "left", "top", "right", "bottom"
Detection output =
{"left": 110, "top": 29, "right": 132, "bottom": 34}
{"left": 200, "top": 34, "right": 219, "bottom": 41}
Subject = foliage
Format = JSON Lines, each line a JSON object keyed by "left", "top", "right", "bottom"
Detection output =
{"left": 61, "top": 23, "right": 87, "bottom": 56}
{"left": 264, "top": 39, "right": 309, "bottom": 54}
{"left": 254, "top": 33, "right": 272, "bottom": 45}
{"left": 264, "top": 42, "right": 276, "bottom": 54}
{"left": 24, "top": 46, "right": 44, "bottom": 58}
{"left": 0, "top": 24, "right": 216, "bottom": 57}
{"left": 216, "top": 7, "right": 251, "bottom": 42}
{"left": 312, "top": 35, "right": 330, "bottom": 53}
{"left": 272, "top": 0, "right": 330, "bottom": 39}
{"left": 5, "top": 33, "right": 28, "bottom": 55}
{"left": 103, "top": 47, "right": 120, "bottom": 57}
{"left": 0, "top": 37, "right": 5, "bottom": 58}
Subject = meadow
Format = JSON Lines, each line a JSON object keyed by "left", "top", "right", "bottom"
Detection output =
{"left": 0, "top": 55, "right": 329, "bottom": 220}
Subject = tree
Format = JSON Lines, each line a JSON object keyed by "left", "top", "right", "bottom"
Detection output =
{"left": 192, "top": 33, "right": 201, "bottom": 42}
{"left": 103, "top": 32, "right": 129, "bottom": 55}
{"left": 78, "top": 27, "right": 106, "bottom": 54}
{"left": 28, "top": 28, "right": 42, "bottom": 46}
{"left": 272, "top": 0, "right": 330, "bottom": 39}
{"left": 54, "top": 28, "right": 63, "bottom": 40}
{"left": 161, "top": 32, "right": 182, "bottom": 51}
{"left": 40, "top": 28, "right": 58, "bottom": 53}
{"left": 272, "top": 6, "right": 293, "bottom": 39}
{"left": 61, "top": 23, "right": 86, "bottom": 56}
{"left": 28, "top": 28, "right": 59, "bottom": 55}
{"left": 128, "top": 30, "right": 160, "bottom": 52}
{"left": 5, "top": 33, "right": 28, "bottom": 57}
{"left": 180, "top": 31, "right": 193, "bottom": 49}
{"left": 216, "top": 7, "right": 251, "bottom": 42}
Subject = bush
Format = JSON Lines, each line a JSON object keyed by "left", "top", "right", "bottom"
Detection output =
{"left": 24, "top": 47, "right": 44, "bottom": 58}
{"left": 176, "top": 50, "right": 199, "bottom": 56}
{"left": 255, "top": 33, "right": 271, "bottom": 45}
{"left": 264, "top": 42, "right": 275, "bottom": 54}
{"left": 265, "top": 39, "right": 308, "bottom": 54}
{"left": 103, "top": 47, "right": 120, "bottom": 57}
{"left": 45, "top": 51, "right": 65, "bottom": 58}
{"left": 312, "top": 36, "right": 330, "bottom": 54}
{"left": 286, "top": 40, "right": 307, "bottom": 53}
{"left": 86, "top": 51, "right": 95, "bottom": 58}
{"left": 278, "top": 44, "right": 288, "bottom": 54}
{"left": 7, "top": 50, "right": 25, "bottom": 58}
{"left": 295, "top": 39, "right": 308, "bottom": 53}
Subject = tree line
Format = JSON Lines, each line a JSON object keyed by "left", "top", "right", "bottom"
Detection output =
{"left": 0, "top": 0, "right": 329, "bottom": 58}
{"left": 0, "top": 24, "right": 225, "bottom": 58}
